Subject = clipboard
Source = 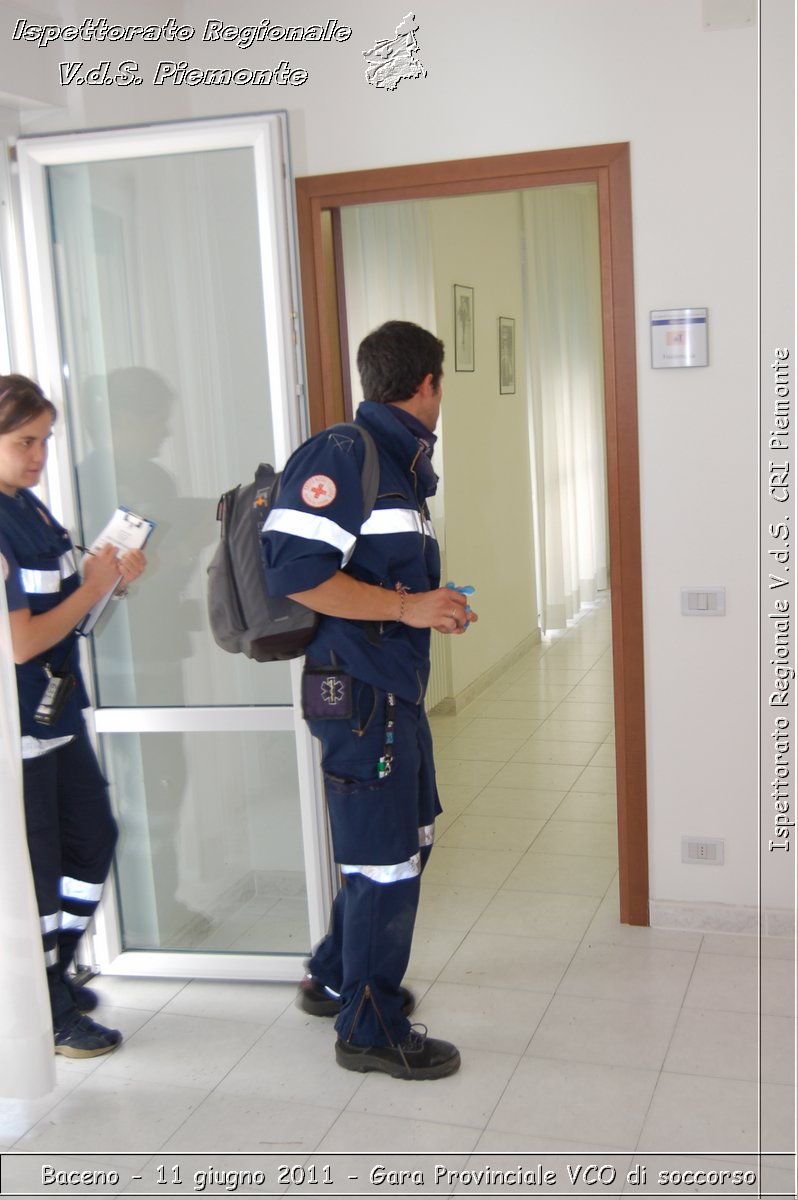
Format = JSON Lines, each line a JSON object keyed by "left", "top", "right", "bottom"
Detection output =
{"left": 77, "top": 507, "right": 155, "bottom": 635}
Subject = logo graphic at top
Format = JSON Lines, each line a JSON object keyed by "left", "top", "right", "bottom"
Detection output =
{"left": 301, "top": 475, "right": 337, "bottom": 508}
{"left": 363, "top": 11, "right": 426, "bottom": 92}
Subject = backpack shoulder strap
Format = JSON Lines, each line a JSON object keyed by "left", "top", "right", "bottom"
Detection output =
{"left": 354, "top": 425, "right": 379, "bottom": 520}
{"left": 254, "top": 462, "right": 276, "bottom": 493}
{"left": 328, "top": 422, "right": 379, "bottom": 520}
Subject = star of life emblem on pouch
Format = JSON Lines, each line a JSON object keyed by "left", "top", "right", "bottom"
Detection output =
{"left": 321, "top": 676, "right": 345, "bottom": 706}
{"left": 301, "top": 474, "right": 337, "bottom": 508}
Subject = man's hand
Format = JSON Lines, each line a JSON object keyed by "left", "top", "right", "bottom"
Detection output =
{"left": 404, "top": 587, "right": 478, "bottom": 635}
{"left": 288, "top": 573, "right": 477, "bottom": 634}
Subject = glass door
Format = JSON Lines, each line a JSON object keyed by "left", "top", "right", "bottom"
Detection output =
{"left": 16, "top": 116, "right": 333, "bottom": 981}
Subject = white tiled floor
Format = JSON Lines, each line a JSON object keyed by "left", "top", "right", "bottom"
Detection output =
{"left": 2, "top": 598, "right": 796, "bottom": 1194}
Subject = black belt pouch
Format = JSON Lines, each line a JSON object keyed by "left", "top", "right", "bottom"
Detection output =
{"left": 301, "top": 665, "right": 353, "bottom": 721}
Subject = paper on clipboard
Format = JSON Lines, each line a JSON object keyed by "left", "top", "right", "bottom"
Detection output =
{"left": 77, "top": 507, "right": 155, "bottom": 635}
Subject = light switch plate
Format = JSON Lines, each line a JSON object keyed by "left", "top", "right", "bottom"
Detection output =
{"left": 681, "top": 587, "right": 726, "bottom": 616}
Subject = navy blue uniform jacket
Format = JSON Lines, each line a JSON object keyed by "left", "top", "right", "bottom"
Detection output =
{"left": 261, "top": 401, "right": 441, "bottom": 705}
{"left": 0, "top": 488, "right": 90, "bottom": 740}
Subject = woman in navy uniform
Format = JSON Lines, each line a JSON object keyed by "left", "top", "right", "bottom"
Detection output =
{"left": 262, "top": 321, "right": 477, "bottom": 1080}
{"left": 0, "top": 374, "right": 146, "bottom": 1058}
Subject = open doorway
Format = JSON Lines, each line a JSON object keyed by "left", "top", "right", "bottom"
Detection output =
{"left": 335, "top": 184, "right": 609, "bottom": 649}
{"left": 295, "top": 143, "right": 648, "bottom": 925}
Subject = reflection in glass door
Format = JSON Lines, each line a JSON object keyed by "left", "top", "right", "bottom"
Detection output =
{"left": 17, "top": 117, "right": 332, "bottom": 979}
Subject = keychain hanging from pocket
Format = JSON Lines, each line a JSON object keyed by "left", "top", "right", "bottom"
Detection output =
{"left": 377, "top": 691, "right": 396, "bottom": 778}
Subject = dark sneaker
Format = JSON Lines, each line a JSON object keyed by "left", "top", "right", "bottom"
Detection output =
{"left": 335, "top": 1026, "right": 460, "bottom": 1080}
{"left": 64, "top": 976, "right": 99, "bottom": 1014}
{"left": 297, "top": 976, "right": 415, "bottom": 1018}
{"left": 53, "top": 1012, "right": 122, "bottom": 1059}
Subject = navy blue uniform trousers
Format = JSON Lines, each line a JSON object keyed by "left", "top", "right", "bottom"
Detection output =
{"left": 306, "top": 679, "right": 439, "bottom": 1047}
{"left": 23, "top": 728, "right": 117, "bottom": 1021}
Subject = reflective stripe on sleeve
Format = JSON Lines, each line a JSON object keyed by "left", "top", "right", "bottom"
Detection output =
{"left": 19, "top": 550, "right": 77, "bottom": 594}
{"left": 359, "top": 509, "right": 437, "bottom": 540}
{"left": 59, "top": 549, "right": 77, "bottom": 578}
{"left": 20, "top": 567, "right": 61, "bottom": 594}
{"left": 263, "top": 508, "right": 357, "bottom": 566}
{"left": 419, "top": 823, "right": 435, "bottom": 848}
{"left": 340, "top": 852, "right": 421, "bottom": 883}
{"left": 61, "top": 877, "right": 103, "bottom": 904}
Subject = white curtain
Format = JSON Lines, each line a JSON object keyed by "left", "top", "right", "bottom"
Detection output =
{"left": 339, "top": 202, "right": 438, "bottom": 411}
{"left": 0, "top": 569, "right": 55, "bottom": 1098}
{"left": 522, "top": 185, "right": 608, "bottom": 631}
{"left": 338, "top": 202, "right": 452, "bottom": 708}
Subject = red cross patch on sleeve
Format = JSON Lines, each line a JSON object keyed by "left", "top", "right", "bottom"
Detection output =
{"left": 300, "top": 474, "right": 337, "bottom": 508}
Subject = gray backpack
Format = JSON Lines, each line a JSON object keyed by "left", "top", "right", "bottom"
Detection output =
{"left": 207, "top": 424, "right": 378, "bottom": 661}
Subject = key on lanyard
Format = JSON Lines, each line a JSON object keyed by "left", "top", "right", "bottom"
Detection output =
{"left": 378, "top": 692, "right": 396, "bottom": 778}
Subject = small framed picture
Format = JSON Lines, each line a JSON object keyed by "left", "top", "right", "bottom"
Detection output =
{"left": 499, "top": 317, "right": 515, "bottom": 394}
{"left": 454, "top": 284, "right": 474, "bottom": 371}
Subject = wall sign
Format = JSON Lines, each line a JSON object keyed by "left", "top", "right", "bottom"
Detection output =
{"left": 650, "top": 307, "right": 708, "bottom": 368}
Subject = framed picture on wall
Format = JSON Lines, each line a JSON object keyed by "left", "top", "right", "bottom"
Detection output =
{"left": 454, "top": 284, "right": 474, "bottom": 371}
{"left": 499, "top": 317, "right": 515, "bottom": 394}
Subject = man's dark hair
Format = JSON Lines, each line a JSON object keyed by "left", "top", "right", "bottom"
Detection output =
{"left": 357, "top": 321, "right": 444, "bottom": 404}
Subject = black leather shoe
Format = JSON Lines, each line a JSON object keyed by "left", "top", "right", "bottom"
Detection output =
{"left": 297, "top": 976, "right": 415, "bottom": 1018}
{"left": 335, "top": 1027, "right": 460, "bottom": 1080}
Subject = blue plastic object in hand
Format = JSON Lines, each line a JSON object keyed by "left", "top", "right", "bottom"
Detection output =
{"left": 445, "top": 581, "right": 475, "bottom": 628}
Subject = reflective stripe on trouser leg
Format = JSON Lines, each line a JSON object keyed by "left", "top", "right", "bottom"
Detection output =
{"left": 59, "top": 875, "right": 104, "bottom": 972}
{"left": 333, "top": 826, "right": 435, "bottom": 1044}
{"left": 307, "top": 690, "right": 439, "bottom": 1042}
{"left": 60, "top": 874, "right": 102, "bottom": 936}
{"left": 333, "top": 867, "right": 421, "bottom": 1048}
{"left": 309, "top": 823, "right": 435, "bottom": 996}
{"left": 340, "top": 852, "right": 421, "bottom": 884}
{"left": 40, "top": 911, "right": 60, "bottom": 968}
{"left": 22, "top": 732, "right": 116, "bottom": 1025}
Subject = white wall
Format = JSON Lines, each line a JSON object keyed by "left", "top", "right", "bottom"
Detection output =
{"left": 2, "top": 0, "right": 793, "bottom": 918}
{"left": 428, "top": 191, "right": 538, "bottom": 699}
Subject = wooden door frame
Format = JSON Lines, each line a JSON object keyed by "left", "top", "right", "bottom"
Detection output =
{"left": 295, "top": 142, "right": 648, "bottom": 925}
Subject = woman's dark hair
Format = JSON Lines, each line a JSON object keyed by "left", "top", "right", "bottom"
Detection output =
{"left": 356, "top": 321, "right": 445, "bottom": 404}
{"left": 0, "top": 374, "right": 57, "bottom": 434}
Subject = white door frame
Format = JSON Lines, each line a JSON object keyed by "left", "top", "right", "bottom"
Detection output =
{"left": 15, "top": 114, "right": 335, "bottom": 981}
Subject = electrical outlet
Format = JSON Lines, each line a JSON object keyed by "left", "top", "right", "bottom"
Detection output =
{"left": 682, "top": 836, "right": 725, "bottom": 865}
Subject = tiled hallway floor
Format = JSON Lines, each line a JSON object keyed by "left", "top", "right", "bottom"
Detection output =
{"left": 1, "top": 599, "right": 795, "bottom": 1195}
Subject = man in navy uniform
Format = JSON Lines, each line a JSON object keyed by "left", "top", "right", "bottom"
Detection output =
{"left": 262, "top": 320, "right": 476, "bottom": 1080}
